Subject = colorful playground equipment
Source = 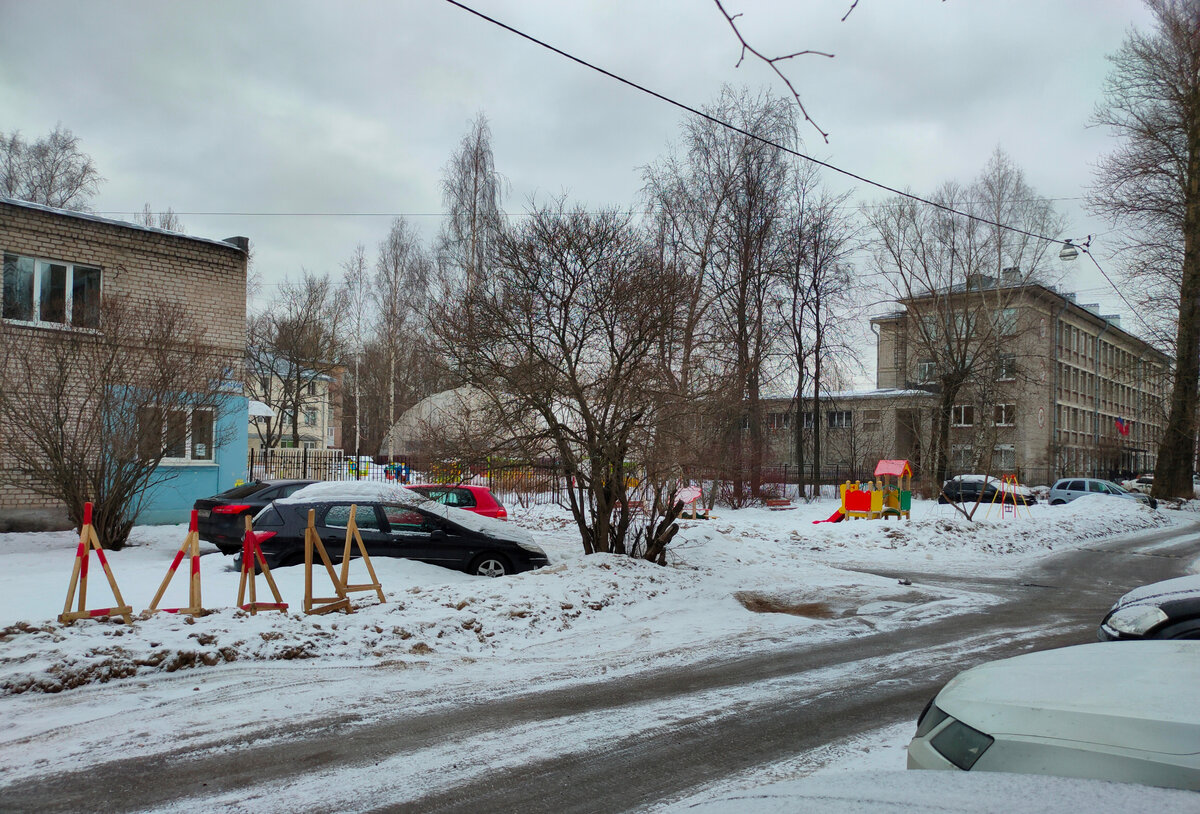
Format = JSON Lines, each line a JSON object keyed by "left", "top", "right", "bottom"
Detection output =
{"left": 838, "top": 459, "right": 913, "bottom": 521}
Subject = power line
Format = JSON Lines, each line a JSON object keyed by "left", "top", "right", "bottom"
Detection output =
{"left": 442, "top": 0, "right": 1073, "bottom": 249}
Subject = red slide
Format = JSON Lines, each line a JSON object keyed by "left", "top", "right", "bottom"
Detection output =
{"left": 813, "top": 509, "right": 844, "bottom": 524}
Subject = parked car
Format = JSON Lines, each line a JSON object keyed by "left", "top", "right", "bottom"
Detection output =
{"left": 1048, "top": 477, "right": 1156, "bottom": 508}
{"left": 194, "top": 479, "right": 316, "bottom": 554}
{"left": 245, "top": 481, "right": 548, "bottom": 576}
{"left": 1099, "top": 574, "right": 1200, "bottom": 641}
{"left": 938, "top": 475, "right": 1036, "bottom": 505}
{"left": 907, "top": 641, "right": 1200, "bottom": 789}
{"left": 406, "top": 484, "right": 508, "bottom": 519}
{"left": 1120, "top": 474, "right": 1154, "bottom": 494}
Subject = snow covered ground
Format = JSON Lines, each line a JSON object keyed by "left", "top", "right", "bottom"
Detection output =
{"left": 0, "top": 494, "right": 1193, "bottom": 811}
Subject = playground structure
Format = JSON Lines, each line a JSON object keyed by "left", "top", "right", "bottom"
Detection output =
{"left": 835, "top": 459, "right": 913, "bottom": 521}
{"left": 984, "top": 474, "right": 1031, "bottom": 520}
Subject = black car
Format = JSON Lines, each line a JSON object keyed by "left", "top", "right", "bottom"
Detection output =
{"left": 937, "top": 475, "right": 1036, "bottom": 506}
{"left": 1099, "top": 575, "right": 1200, "bottom": 641}
{"left": 194, "top": 479, "right": 315, "bottom": 554}
{"left": 247, "top": 490, "right": 550, "bottom": 577}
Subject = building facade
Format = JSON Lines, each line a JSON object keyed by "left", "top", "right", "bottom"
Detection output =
{"left": 761, "top": 281, "right": 1168, "bottom": 486}
{"left": 0, "top": 197, "right": 249, "bottom": 529}
{"left": 247, "top": 370, "right": 341, "bottom": 452}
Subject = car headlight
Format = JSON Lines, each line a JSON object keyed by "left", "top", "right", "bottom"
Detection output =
{"left": 1105, "top": 604, "right": 1168, "bottom": 636}
{"left": 515, "top": 540, "right": 547, "bottom": 556}
{"left": 930, "top": 719, "right": 994, "bottom": 770}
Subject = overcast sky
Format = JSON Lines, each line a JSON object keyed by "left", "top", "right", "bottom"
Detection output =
{"left": 0, "top": 0, "right": 1157, "bottom": 325}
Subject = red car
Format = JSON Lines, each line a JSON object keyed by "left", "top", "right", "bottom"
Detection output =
{"left": 405, "top": 484, "right": 508, "bottom": 520}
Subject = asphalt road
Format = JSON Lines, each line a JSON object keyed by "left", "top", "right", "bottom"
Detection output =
{"left": 4, "top": 520, "right": 1198, "bottom": 813}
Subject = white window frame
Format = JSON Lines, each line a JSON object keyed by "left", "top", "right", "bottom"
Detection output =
{"left": 994, "top": 404, "right": 1015, "bottom": 427}
{"left": 993, "top": 444, "right": 1016, "bottom": 472}
{"left": 2, "top": 252, "right": 102, "bottom": 328}
{"left": 951, "top": 405, "right": 974, "bottom": 427}
{"left": 827, "top": 410, "right": 851, "bottom": 429}
{"left": 996, "top": 355, "right": 1017, "bottom": 381}
{"left": 916, "top": 359, "right": 936, "bottom": 383}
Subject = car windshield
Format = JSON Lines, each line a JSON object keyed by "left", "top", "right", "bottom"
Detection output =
{"left": 1106, "top": 482, "right": 1130, "bottom": 494}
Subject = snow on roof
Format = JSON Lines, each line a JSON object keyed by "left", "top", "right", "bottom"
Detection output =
{"left": 0, "top": 196, "right": 247, "bottom": 252}
{"left": 762, "top": 388, "right": 936, "bottom": 402}
{"left": 279, "top": 480, "right": 534, "bottom": 545}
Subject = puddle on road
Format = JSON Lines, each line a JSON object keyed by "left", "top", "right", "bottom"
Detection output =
{"left": 734, "top": 588, "right": 943, "bottom": 618}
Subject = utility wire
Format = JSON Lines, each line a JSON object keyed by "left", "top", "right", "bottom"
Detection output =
{"left": 443, "top": 0, "right": 1072, "bottom": 248}
{"left": 442, "top": 0, "right": 1143, "bottom": 322}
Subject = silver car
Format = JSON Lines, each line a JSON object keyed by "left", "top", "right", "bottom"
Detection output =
{"left": 1048, "top": 477, "right": 1155, "bottom": 508}
{"left": 908, "top": 641, "right": 1200, "bottom": 789}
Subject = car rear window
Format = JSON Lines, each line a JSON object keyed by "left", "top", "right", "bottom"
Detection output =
{"left": 254, "top": 506, "right": 284, "bottom": 527}
{"left": 215, "top": 482, "right": 268, "bottom": 500}
{"left": 417, "top": 487, "right": 477, "bottom": 509}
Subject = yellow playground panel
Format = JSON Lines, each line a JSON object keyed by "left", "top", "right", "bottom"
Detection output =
{"left": 839, "top": 459, "right": 913, "bottom": 521}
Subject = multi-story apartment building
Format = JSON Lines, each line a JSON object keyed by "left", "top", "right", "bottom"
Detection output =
{"left": 247, "top": 368, "right": 342, "bottom": 452}
{"left": 0, "top": 197, "right": 249, "bottom": 529}
{"left": 762, "top": 278, "right": 1169, "bottom": 485}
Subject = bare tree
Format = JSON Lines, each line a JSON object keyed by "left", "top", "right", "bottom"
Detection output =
{"left": 0, "top": 295, "right": 236, "bottom": 548}
{"left": 245, "top": 271, "right": 344, "bottom": 449}
{"left": 439, "top": 113, "right": 506, "bottom": 300}
{"left": 432, "top": 201, "right": 686, "bottom": 557}
{"left": 0, "top": 124, "right": 103, "bottom": 210}
{"left": 138, "top": 203, "right": 185, "bottom": 232}
{"left": 339, "top": 244, "right": 374, "bottom": 466}
{"left": 1089, "top": 0, "right": 1200, "bottom": 499}
{"left": 375, "top": 218, "right": 435, "bottom": 460}
{"left": 775, "top": 166, "right": 859, "bottom": 497}
{"left": 867, "top": 150, "right": 1065, "bottom": 488}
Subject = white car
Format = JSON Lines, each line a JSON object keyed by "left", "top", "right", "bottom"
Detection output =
{"left": 907, "top": 641, "right": 1200, "bottom": 790}
{"left": 1121, "top": 474, "right": 1154, "bottom": 494}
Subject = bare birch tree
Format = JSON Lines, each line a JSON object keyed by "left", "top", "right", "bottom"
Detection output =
{"left": 0, "top": 124, "right": 103, "bottom": 210}
{"left": 439, "top": 113, "right": 506, "bottom": 300}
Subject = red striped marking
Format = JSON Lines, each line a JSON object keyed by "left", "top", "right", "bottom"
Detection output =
{"left": 83, "top": 503, "right": 92, "bottom": 525}
{"left": 168, "top": 550, "right": 185, "bottom": 572}
{"left": 191, "top": 555, "right": 201, "bottom": 576}
{"left": 189, "top": 509, "right": 198, "bottom": 532}
{"left": 95, "top": 550, "right": 110, "bottom": 567}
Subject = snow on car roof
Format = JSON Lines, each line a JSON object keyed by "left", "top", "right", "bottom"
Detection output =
{"left": 278, "top": 479, "right": 533, "bottom": 545}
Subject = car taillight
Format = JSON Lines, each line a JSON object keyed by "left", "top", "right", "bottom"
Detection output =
{"left": 253, "top": 531, "right": 277, "bottom": 542}
{"left": 213, "top": 504, "right": 252, "bottom": 514}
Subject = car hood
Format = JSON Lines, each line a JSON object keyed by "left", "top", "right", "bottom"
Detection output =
{"left": 1111, "top": 574, "right": 1200, "bottom": 611}
{"left": 935, "top": 642, "right": 1200, "bottom": 755}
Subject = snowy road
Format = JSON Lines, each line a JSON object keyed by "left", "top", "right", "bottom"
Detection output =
{"left": 3, "top": 520, "right": 1197, "bottom": 813}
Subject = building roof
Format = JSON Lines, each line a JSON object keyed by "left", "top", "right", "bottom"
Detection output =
{"left": 762, "top": 387, "right": 936, "bottom": 402}
{"left": 0, "top": 196, "right": 247, "bottom": 253}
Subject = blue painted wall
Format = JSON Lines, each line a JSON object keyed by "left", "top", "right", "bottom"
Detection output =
{"left": 137, "top": 397, "right": 249, "bottom": 525}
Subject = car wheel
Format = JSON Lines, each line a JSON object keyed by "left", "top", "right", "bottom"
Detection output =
{"left": 1051, "top": 499, "right": 1065, "bottom": 506}
{"left": 470, "top": 554, "right": 511, "bottom": 578}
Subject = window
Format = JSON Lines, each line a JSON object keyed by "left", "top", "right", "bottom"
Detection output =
{"left": 996, "top": 355, "right": 1016, "bottom": 381}
{"left": 380, "top": 505, "right": 427, "bottom": 532}
{"left": 324, "top": 504, "right": 383, "bottom": 531}
{"left": 307, "top": 381, "right": 318, "bottom": 396}
{"left": 996, "top": 308, "right": 1018, "bottom": 336}
{"left": 765, "top": 412, "right": 792, "bottom": 431}
{"left": 827, "top": 410, "right": 851, "bottom": 429}
{"left": 951, "top": 444, "right": 973, "bottom": 471}
{"left": 863, "top": 409, "right": 882, "bottom": 429}
{"left": 137, "top": 406, "right": 214, "bottom": 461}
{"left": 992, "top": 444, "right": 1015, "bottom": 471}
{"left": 994, "top": 404, "right": 1015, "bottom": 426}
{"left": 802, "top": 412, "right": 814, "bottom": 429}
{"left": 304, "top": 408, "right": 317, "bottom": 425}
{"left": 916, "top": 359, "right": 936, "bottom": 383}
{"left": 2, "top": 253, "right": 101, "bottom": 328}
{"left": 951, "top": 405, "right": 974, "bottom": 427}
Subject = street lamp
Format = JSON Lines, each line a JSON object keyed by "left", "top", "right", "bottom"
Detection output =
{"left": 1058, "top": 235, "right": 1091, "bottom": 262}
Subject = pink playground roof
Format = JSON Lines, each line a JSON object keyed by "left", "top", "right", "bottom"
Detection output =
{"left": 874, "top": 459, "right": 913, "bottom": 478}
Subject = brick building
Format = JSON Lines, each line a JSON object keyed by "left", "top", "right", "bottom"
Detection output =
{"left": 0, "top": 197, "right": 249, "bottom": 529}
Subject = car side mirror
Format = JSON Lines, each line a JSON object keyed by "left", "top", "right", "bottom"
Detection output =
{"left": 430, "top": 529, "right": 446, "bottom": 542}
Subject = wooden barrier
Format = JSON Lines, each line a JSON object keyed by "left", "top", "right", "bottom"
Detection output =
{"left": 337, "top": 504, "right": 386, "bottom": 606}
{"left": 60, "top": 502, "right": 133, "bottom": 625}
{"left": 147, "top": 509, "right": 204, "bottom": 616}
{"left": 236, "top": 516, "right": 288, "bottom": 615}
{"left": 304, "top": 508, "right": 351, "bottom": 615}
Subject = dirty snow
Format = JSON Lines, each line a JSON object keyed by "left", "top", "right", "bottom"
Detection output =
{"left": 0, "top": 494, "right": 1191, "bottom": 809}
